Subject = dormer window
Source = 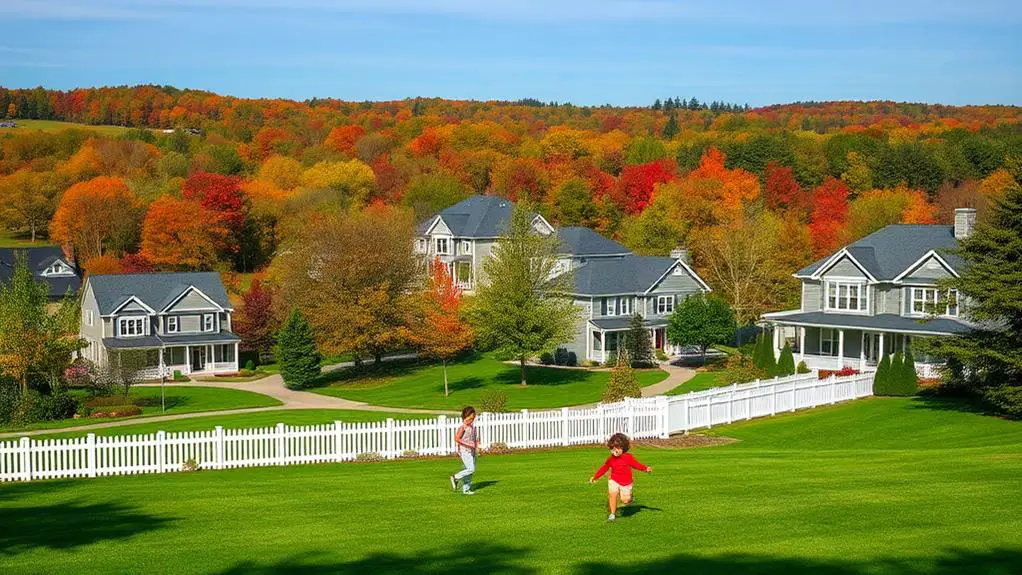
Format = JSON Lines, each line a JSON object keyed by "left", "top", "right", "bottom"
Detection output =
{"left": 118, "top": 317, "right": 146, "bottom": 337}
{"left": 167, "top": 316, "right": 179, "bottom": 333}
{"left": 41, "top": 261, "right": 74, "bottom": 277}
{"left": 202, "top": 314, "right": 215, "bottom": 332}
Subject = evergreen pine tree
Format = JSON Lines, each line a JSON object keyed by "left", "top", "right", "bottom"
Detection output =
{"left": 888, "top": 352, "right": 904, "bottom": 394}
{"left": 274, "top": 310, "right": 321, "bottom": 390}
{"left": 663, "top": 111, "right": 679, "bottom": 139}
{"left": 751, "top": 332, "right": 765, "bottom": 369}
{"left": 652, "top": 99, "right": 662, "bottom": 111}
{"left": 873, "top": 353, "right": 892, "bottom": 395}
{"left": 624, "top": 313, "right": 655, "bottom": 368}
{"left": 763, "top": 334, "right": 778, "bottom": 376}
{"left": 777, "top": 342, "right": 796, "bottom": 376}
{"left": 899, "top": 351, "right": 919, "bottom": 396}
{"left": 601, "top": 349, "right": 642, "bottom": 403}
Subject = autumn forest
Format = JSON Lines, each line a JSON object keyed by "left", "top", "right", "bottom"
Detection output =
{"left": 1, "top": 85, "right": 1020, "bottom": 323}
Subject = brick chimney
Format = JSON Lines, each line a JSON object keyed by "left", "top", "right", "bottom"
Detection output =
{"left": 670, "top": 247, "right": 690, "bottom": 265}
{"left": 954, "top": 208, "right": 976, "bottom": 240}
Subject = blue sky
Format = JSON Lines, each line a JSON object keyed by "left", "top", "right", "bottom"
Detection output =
{"left": 1, "top": 1, "right": 1020, "bottom": 106}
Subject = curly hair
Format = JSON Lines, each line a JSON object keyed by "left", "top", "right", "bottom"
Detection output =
{"left": 607, "top": 432, "right": 631, "bottom": 453}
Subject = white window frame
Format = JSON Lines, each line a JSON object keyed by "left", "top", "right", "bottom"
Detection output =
{"left": 415, "top": 238, "right": 427, "bottom": 254}
{"left": 909, "top": 287, "right": 958, "bottom": 317}
{"left": 460, "top": 240, "right": 471, "bottom": 255}
{"left": 434, "top": 237, "right": 450, "bottom": 255}
{"left": 824, "top": 280, "right": 869, "bottom": 313}
{"left": 84, "top": 310, "right": 94, "bottom": 327}
{"left": 619, "top": 297, "right": 631, "bottom": 316}
{"left": 166, "top": 316, "right": 179, "bottom": 334}
{"left": 947, "top": 289, "right": 959, "bottom": 317}
{"left": 656, "top": 295, "right": 675, "bottom": 315}
{"left": 820, "top": 328, "right": 838, "bottom": 356}
{"left": 118, "top": 316, "right": 147, "bottom": 338}
{"left": 202, "top": 313, "right": 215, "bottom": 332}
{"left": 606, "top": 297, "right": 616, "bottom": 317}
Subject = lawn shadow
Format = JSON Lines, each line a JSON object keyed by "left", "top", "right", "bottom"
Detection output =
{"left": 215, "top": 542, "right": 535, "bottom": 574}
{"left": 576, "top": 547, "right": 1022, "bottom": 575}
{"left": 313, "top": 358, "right": 423, "bottom": 388}
{"left": 903, "top": 395, "right": 998, "bottom": 417}
{"left": 444, "top": 377, "right": 485, "bottom": 393}
{"left": 618, "top": 504, "right": 662, "bottom": 518}
{"left": 493, "top": 364, "right": 592, "bottom": 387}
{"left": 0, "top": 482, "right": 176, "bottom": 555}
{"left": 472, "top": 480, "right": 499, "bottom": 491}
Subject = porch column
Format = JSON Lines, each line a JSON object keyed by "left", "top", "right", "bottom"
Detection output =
{"left": 185, "top": 345, "right": 190, "bottom": 374}
{"left": 798, "top": 327, "right": 806, "bottom": 362}
{"left": 159, "top": 348, "right": 166, "bottom": 378}
{"left": 859, "top": 333, "right": 866, "bottom": 371}
{"left": 586, "top": 325, "right": 592, "bottom": 361}
{"left": 837, "top": 329, "right": 845, "bottom": 369}
{"left": 208, "top": 344, "right": 214, "bottom": 371}
{"left": 878, "top": 332, "right": 885, "bottom": 362}
{"left": 772, "top": 325, "right": 781, "bottom": 361}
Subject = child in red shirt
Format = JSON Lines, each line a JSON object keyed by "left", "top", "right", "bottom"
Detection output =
{"left": 589, "top": 432, "right": 651, "bottom": 521}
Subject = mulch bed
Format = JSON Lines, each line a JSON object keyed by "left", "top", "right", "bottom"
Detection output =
{"left": 635, "top": 435, "right": 739, "bottom": 449}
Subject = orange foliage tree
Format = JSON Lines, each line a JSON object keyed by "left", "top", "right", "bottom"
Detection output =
{"left": 83, "top": 254, "right": 125, "bottom": 276}
{"left": 49, "top": 176, "right": 142, "bottom": 264}
{"left": 409, "top": 258, "right": 475, "bottom": 396}
{"left": 140, "top": 196, "right": 229, "bottom": 270}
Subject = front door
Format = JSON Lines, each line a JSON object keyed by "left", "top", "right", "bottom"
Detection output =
{"left": 190, "top": 347, "right": 206, "bottom": 372}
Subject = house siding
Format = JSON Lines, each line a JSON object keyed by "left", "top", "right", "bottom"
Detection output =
{"left": 561, "top": 298, "right": 591, "bottom": 359}
{"left": 166, "top": 290, "right": 220, "bottom": 312}
{"left": 802, "top": 280, "right": 822, "bottom": 312}
{"left": 118, "top": 300, "right": 149, "bottom": 313}
{"left": 821, "top": 256, "right": 867, "bottom": 279}
{"left": 901, "top": 256, "right": 953, "bottom": 284}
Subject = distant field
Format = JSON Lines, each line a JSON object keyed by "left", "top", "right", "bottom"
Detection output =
{"left": 0, "top": 119, "right": 134, "bottom": 136}
{"left": 0, "top": 229, "right": 55, "bottom": 249}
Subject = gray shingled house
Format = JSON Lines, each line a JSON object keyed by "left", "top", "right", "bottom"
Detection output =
{"left": 0, "top": 246, "right": 80, "bottom": 301}
{"left": 416, "top": 196, "right": 711, "bottom": 363}
{"left": 79, "top": 272, "right": 240, "bottom": 379}
{"left": 761, "top": 208, "right": 977, "bottom": 377}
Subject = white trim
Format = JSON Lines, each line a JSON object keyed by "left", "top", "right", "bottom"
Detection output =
{"left": 644, "top": 260, "right": 712, "bottom": 295}
{"left": 40, "top": 259, "right": 76, "bottom": 278}
{"left": 109, "top": 295, "right": 156, "bottom": 316}
{"left": 202, "top": 313, "right": 215, "bottom": 333}
{"left": 117, "top": 316, "right": 148, "bottom": 338}
{"left": 655, "top": 295, "right": 675, "bottom": 315}
{"left": 422, "top": 215, "right": 444, "bottom": 236}
{"left": 166, "top": 316, "right": 180, "bottom": 334}
{"left": 531, "top": 214, "right": 555, "bottom": 236}
{"left": 160, "top": 285, "right": 225, "bottom": 313}
{"left": 767, "top": 318, "right": 966, "bottom": 338}
{"left": 434, "top": 236, "right": 451, "bottom": 255}
{"left": 823, "top": 280, "right": 870, "bottom": 314}
{"left": 810, "top": 248, "right": 878, "bottom": 283}
{"left": 84, "top": 309, "right": 94, "bottom": 327}
{"left": 891, "top": 250, "right": 961, "bottom": 283}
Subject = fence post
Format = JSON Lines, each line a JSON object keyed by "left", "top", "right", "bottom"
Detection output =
{"left": 791, "top": 379, "right": 798, "bottom": 412}
{"left": 771, "top": 383, "right": 777, "bottom": 416}
{"left": 334, "top": 421, "right": 343, "bottom": 462}
{"left": 276, "top": 422, "right": 286, "bottom": 466}
{"left": 87, "top": 433, "right": 97, "bottom": 478}
{"left": 214, "top": 426, "right": 225, "bottom": 470}
{"left": 521, "top": 409, "right": 530, "bottom": 447}
{"left": 706, "top": 397, "right": 712, "bottom": 429}
{"left": 561, "top": 408, "right": 570, "bottom": 446}
{"left": 386, "top": 418, "right": 395, "bottom": 459}
{"left": 657, "top": 396, "right": 669, "bottom": 438}
{"left": 830, "top": 375, "right": 837, "bottom": 404}
{"left": 727, "top": 384, "right": 736, "bottom": 424}
{"left": 437, "top": 415, "right": 448, "bottom": 455}
{"left": 596, "top": 404, "right": 605, "bottom": 442}
{"left": 627, "top": 402, "right": 635, "bottom": 436}
{"left": 155, "top": 431, "right": 165, "bottom": 474}
{"left": 681, "top": 398, "right": 689, "bottom": 434}
{"left": 20, "top": 437, "right": 31, "bottom": 482}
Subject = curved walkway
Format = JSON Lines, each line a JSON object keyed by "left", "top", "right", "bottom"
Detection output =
{"left": 641, "top": 361, "right": 696, "bottom": 396}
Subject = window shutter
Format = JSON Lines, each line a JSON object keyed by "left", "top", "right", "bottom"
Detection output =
{"left": 601, "top": 298, "right": 607, "bottom": 316}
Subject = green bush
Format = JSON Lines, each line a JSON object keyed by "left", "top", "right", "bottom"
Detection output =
{"left": 85, "top": 395, "right": 133, "bottom": 408}
{"left": 876, "top": 353, "right": 917, "bottom": 396}
{"left": 275, "top": 310, "right": 322, "bottom": 390}
{"left": 11, "top": 390, "right": 79, "bottom": 424}
{"left": 539, "top": 352, "right": 554, "bottom": 366}
{"left": 238, "top": 369, "right": 255, "bottom": 377}
{"left": 173, "top": 370, "right": 189, "bottom": 382}
{"left": 245, "top": 359, "right": 256, "bottom": 371}
{"left": 873, "top": 354, "right": 892, "bottom": 395}
{"left": 75, "top": 403, "right": 92, "bottom": 418}
{"left": 0, "top": 378, "right": 20, "bottom": 425}
{"left": 566, "top": 352, "right": 578, "bottom": 367}
{"left": 796, "top": 361, "right": 811, "bottom": 374}
{"left": 899, "top": 352, "right": 920, "bottom": 396}
{"left": 655, "top": 349, "right": 669, "bottom": 362}
{"left": 553, "top": 348, "right": 568, "bottom": 366}
{"left": 984, "top": 385, "right": 1022, "bottom": 419}
{"left": 46, "top": 391, "right": 79, "bottom": 420}
{"left": 602, "top": 356, "right": 641, "bottom": 403}
{"left": 479, "top": 390, "right": 509, "bottom": 413}
{"left": 132, "top": 396, "right": 162, "bottom": 407}
{"left": 777, "top": 342, "right": 796, "bottom": 376}
{"left": 355, "top": 452, "right": 383, "bottom": 462}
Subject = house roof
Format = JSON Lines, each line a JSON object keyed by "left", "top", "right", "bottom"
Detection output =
{"left": 0, "top": 246, "right": 80, "bottom": 299}
{"left": 590, "top": 316, "right": 670, "bottom": 332}
{"left": 762, "top": 310, "right": 972, "bottom": 336}
{"left": 102, "top": 331, "right": 240, "bottom": 350}
{"left": 418, "top": 195, "right": 550, "bottom": 238}
{"left": 557, "top": 227, "right": 630, "bottom": 257}
{"left": 88, "top": 272, "right": 232, "bottom": 315}
{"left": 571, "top": 255, "right": 679, "bottom": 295}
{"left": 798, "top": 225, "right": 964, "bottom": 281}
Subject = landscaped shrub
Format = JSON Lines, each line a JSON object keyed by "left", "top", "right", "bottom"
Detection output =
{"left": 479, "top": 390, "right": 509, "bottom": 413}
{"left": 984, "top": 385, "right": 1022, "bottom": 419}
{"left": 46, "top": 391, "right": 79, "bottom": 420}
{"left": 173, "top": 370, "right": 189, "bottom": 382}
{"left": 132, "top": 396, "right": 162, "bottom": 407}
{"left": 603, "top": 351, "right": 617, "bottom": 368}
{"left": 720, "top": 354, "right": 766, "bottom": 385}
{"left": 355, "top": 452, "right": 383, "bottom": 462}
{"left": 245, "top": 359, "right": 256, "bottom": 371}
{"left": 655, "top": 349, "right": 668, "bottom": 362}
{"left": 580, "top": 359, "right": 599, "bottom": 368}
{"left": 796, "top": 361, "right": 811, "bottom": 374}
{"left": 539, "top": 352, "right": 554, "bottom": 365}
{"left": 896, "top": 352, "right": 920, "bottom": 396}
{"left": 873, "top": 354, "right": 893, "bottom": 394}
{"left": 90, "top": 405, "right": 142, "bottom": 418}
{"left": 553, "top": 348, "right": 568, "bottom": 366}
{"left": 566, "top": 352, "right": 578, "bottom": 367}
{"left": 75, "top": 403, "right": 92, "bottom": 418}
{"left": 275, "top": 310, "right": 322, "bottom": 390}
{"left": 238, "top": 369, "right": 255, "bottom": 377}
{"left": 602, "top": 353, "right": 641, "bottom": 403}
{"left": 777, "top": 342, "right": 796, "bottom": 376}
{"left": 0, "top": 378, "right": 20, "bottom": 425}
{"left": 888, "top": 352, "right": 904, "bottom": 391}
{"left": 485, "top": 441, "right": 512, "bottom": 455}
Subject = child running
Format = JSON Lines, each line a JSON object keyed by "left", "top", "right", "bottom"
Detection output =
{"left": 449, "top": 406, "right": 478, "bottom": 495}
{"left": 589, "top": 432, "right": 651, "bottom": 521}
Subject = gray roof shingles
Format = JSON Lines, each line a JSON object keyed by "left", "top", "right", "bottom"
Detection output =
{"left": 0, "top": 246, "right": 81, "bottom": 299}
{"left": 797, "top": 225, "right": 962, "bottom": 280}
{"left": 419, "top": 195, "right": 518, "bottom": 238}
{"left": 557, "top": 227, "right": 630, "bottom": 257}
{"left": 765, "top": 310, "right": 972, "bottom": 335}
{"left": 571, "top": 255, "right": 677, "bottom": 295}
{"left": 590, "top": 316, "right": 669, "bottom": 331}
{"left": 88, "top": 272, "right": 232, "bottom": 315}
{"left": 103, "top": 330, "right": 240, "bottom": 350}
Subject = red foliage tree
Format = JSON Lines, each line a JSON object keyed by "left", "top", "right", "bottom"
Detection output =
{"left": 234, "top": 278, "right": 279, "bottom": 362}
{"left": 614, "top": 159, "right": 676, "bottom": 214}
{"left": 409, "top": 258, "right": 474, "bottom": 397}
{"left": 119, "top": 253, "right": 154, "bottom": 273}
{"left": 808, "top": 177, "right": 850, "bottom": 257}
{"left": 764, "top": 162, "right": 803, "bottom": 212}
{"left": 182, "top": 172, "right": 248, "bottom": 243}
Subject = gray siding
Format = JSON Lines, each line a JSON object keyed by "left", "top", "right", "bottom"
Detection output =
{"left": 79, "top": 284, "right": 105, "bottom": 362}
{"left": 167, "top": 289, "right": 220, "bottom": 312}
{"left": 472, "top": 240, "right": 496, "bottom": 286}
{"left": 647, "top": 267, "right": 702, "bottom": 295}
{"left": 877, "top": 285, "right": 901, "bottom": 315}
{"left": 821, "top": 256, "right": 866, "bottom": 279}
{"left": 119, "top": 300, "right": 149, "bottom": 313}
{"left": 901, "top": 255, "right": 953, "bottom": 284}
{"left": 801, "top": 280, "right": 822, "bottom": 312}
{"left": 560, "top": 297, "right": 591, "bottom": 358}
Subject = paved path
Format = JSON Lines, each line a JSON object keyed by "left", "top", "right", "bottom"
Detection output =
{"left": 641, "top": 361, "right": 696, "bottom": 397}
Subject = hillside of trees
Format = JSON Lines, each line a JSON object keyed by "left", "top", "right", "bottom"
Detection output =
{"left": 1, "top": 84, "right": 1020, "bottom": 322}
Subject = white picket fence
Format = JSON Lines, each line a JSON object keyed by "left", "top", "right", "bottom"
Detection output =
{"left": 0, "top": 399, "right": 668, "bottom": 483}
{"left": 665, "top": 371, "right": 874, "bottom": 433}
{"left": 0, "top": 371, "right": 874, "bottom": 483}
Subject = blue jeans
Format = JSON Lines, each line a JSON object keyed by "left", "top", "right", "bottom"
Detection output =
{"left": 454, "top": 450, "right": 475, "bottom": 492}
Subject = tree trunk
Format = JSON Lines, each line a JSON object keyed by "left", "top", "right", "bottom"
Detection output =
{"left": 30, "top": 222, "right": 36, "bottom": 243}
{"left": 520, "top": 356, "right": 527, "bottom": 387}
{"left": 374, "top": 352, "right": 382, "bottom": 366}
{"left": 443, "top": 360, "right": 449, "bottom": 397}
{"left": 701, "top": 345, "right": 708, "bottom": 367}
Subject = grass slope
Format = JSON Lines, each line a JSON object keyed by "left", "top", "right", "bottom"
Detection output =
{"left": 0, "top": 387, "right": 281, "bottom": 433}
{"left": 0, "top": 229, "right": 55, "bottom": 249}
{"left": 2, "top": 397, "right": 1020, "bottom": 574}
{"left": 309, "top": 351, "right": 668, "bottom": 410}
{"left": 667, "top": 371, "right": 729, "bottom": 394}
{"left": 0, "top": 119, "right": 132, "bottom": 136}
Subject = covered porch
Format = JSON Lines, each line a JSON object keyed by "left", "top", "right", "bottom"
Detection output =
{"left": 762, "top": 310, "right": 972, "bottom": 379}
{"left": 103, "top": 335, "right": 241, "bottom": 380}
{"left": 586, "top": 316, "right": 677, "bottom": 364}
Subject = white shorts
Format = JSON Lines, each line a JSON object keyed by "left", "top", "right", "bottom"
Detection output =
{"left": 608, "top": 479, "right": 632, "bottom": 499}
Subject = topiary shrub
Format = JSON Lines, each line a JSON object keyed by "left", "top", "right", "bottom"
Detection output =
{"left": 655, "top": 349, "right": 669, "bottom": 362}
{"left": 796, "top": 360, "right": 811, "bottom": 374}
{"left": 984, "top": 385, "right": 1022, "bottom": 419}
{"left": 602, "top": 352, "right": 642, "bottom": 403}
{"left": 245, "top": 359, "right": 256, "bottom": 371}
{"left": 479, "top": 390, "right": 509, "bottom": 413}
{"left": 173, "top": 370, "right": 189, "bottom": 382}
{"left": 897, "top": 352, "right": 919, "bottom": 396}
{"left": 553, "top": 348, "right": 569, "bottom": 366}
{"left": 776, "top": 342, "right": 796, "bottom": 376}
{"left": 566, "top": 351, "right": 578, "bottom": 367}
{"left": 873, "top": 353, "right": 892, "bottom": 394}
{"left": 539, "top": 352, "right": 554, "bottom": 366}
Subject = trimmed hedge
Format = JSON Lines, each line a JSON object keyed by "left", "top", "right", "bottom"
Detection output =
{"left": 874, "top": 352, "right": 918, "bottom": 396}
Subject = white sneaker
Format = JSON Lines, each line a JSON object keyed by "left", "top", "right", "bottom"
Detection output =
{"left": 607, "top": 514, "right": 616, "bottom": 522}
{"left": 463, "top": 490, "right": 476, "bottom": 495}
{"left": 449, "top": 475, "right": 457, "bottom": 491}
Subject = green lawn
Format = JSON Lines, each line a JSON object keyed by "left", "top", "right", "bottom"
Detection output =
{"left": 0, "top": 386, "right": 281, "bottom": 433}
{"left": 667, "top": 371, "right": 730, "bottom": 394}
{"left": 308, "top": 351, "right": 669, "bottom": 410}
{"left": 0, "top": 119, "right": 133, "bottom": 136}
{"left": 2, "top": 397, "right": 1020, "bottom": 574}
{"left": 0, "top": 229, "right": 55, "bottom": 249}
{"left": 31, "top": 409, "right": 420, "bottom": 440}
